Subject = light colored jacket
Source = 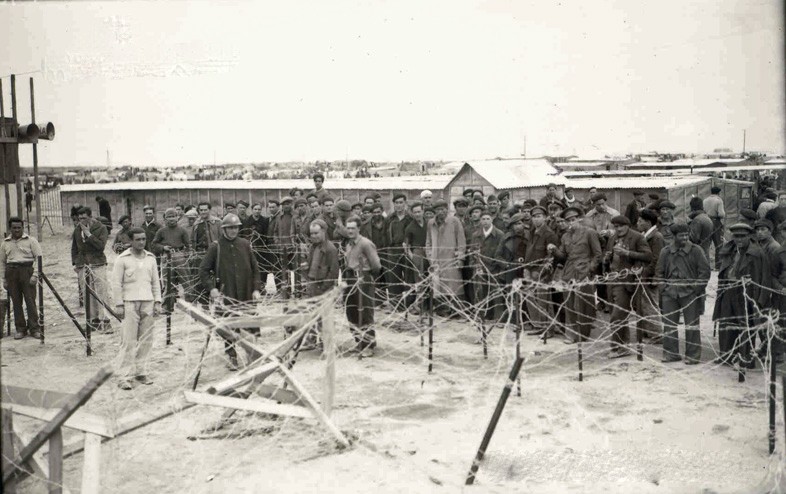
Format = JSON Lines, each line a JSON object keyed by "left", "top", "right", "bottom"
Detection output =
{"left": 112, "top": 249, "right": 162, "bottom": 304}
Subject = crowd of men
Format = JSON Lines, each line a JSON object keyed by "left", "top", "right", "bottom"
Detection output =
{"left": 3, "top": 174, "right": 786, "bottom": 389}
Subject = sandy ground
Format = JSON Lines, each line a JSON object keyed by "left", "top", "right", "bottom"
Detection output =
{"left": 2, "top": 230, "right": 786, "bottom": 493}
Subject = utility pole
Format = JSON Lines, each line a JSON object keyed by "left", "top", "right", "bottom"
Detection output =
{"left": 742, "top": 129, "right": 747, "bottom": 154}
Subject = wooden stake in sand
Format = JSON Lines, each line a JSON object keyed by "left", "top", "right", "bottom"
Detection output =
{"left": 767, "top": 316, "right": 776, "bottom": 455}
{"left": 465, "top": 356, "right": 524, "bottom": 486}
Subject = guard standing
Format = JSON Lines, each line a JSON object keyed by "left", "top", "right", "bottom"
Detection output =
{"left": 0, "top": 217, "right": 42, "bottom": 339}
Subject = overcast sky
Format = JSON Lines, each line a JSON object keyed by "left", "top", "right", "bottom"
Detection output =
{"left": 2, "top": 0, "right": 784, "bottom": 167}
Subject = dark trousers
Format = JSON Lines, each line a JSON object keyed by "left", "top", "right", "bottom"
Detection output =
{"left": 710, "top": 218, "right": 724, "bottom": 269}
{"left": 7, "top": 264, "right": 39, "bottom": 333}
{"left": 344, "top": 271, "right": 376, "bottom": 349}
{"left": 661, "top": 293, "right": 703, "bottom": 362}
{"left": 565, "top": 284, "right": 595, "bottom": 342}
{"left": 610, "top": 284, "right": 637, "bottom": 348}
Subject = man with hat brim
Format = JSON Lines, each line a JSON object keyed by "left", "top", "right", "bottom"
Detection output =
{"left": 274, "top": 197, "right": 296, "bottom": 299}
{"left": 486, "top": 195, "right": 504, "bottom": 231}
{"left": 688, "top": 197, "right": 714, "bottom": 262}
{"left": 291, "top": 197, "right": 313, "bottom": 297}
{"left": 151, "top": 208, "right": 191, "bottom": 311}
{"left": 646, "top": 193, "right": 661, "bottom": 210}
{"left": 493, "top": 212, "right": 529, "bottom": 330}
{"left": 539, "top": 183, "right": 560, "bottom": 208}
{"left": 298, "top": 218, "right": 339, "bottom": 351}
{"left": 462, "top": 189, "right": 475, "bottom": 202}
{"left": 522, "top": 205, "right": 559, "bottom": 337}
{"left": 713, "top": 223, "right": 772, "bottom": 367}
{"left": 545, "top": 201, "right": 566, "bottom": 233}
{"left": 470, "top": 208, "right": 505, "bottom": 325}
{"left": 547, "top": 207, "right": 602, "bottom": 344}
{"left": 703, "top": 186, "right": 726, "bottom": 269}
{"left": 384, "top": 193, "right": 412, "bottom": 310}
{"left": 603, "top": 215, "right": 653, "bottom": 358}
{"left": 181, "top": 208, "right": 199, "bottom": 241}
{"left": 113, "top": 215, "right": 134, "bottom": 254}
{"left": 656, "top": 222, "right": 711, "bottom": 364}
{"left": 241, "top": 202, "right": 271, "bottom": 293}
{"left": 586, "top": 193, "right": 620, "bottom": 313}
{"left": 624, "top": 190, "right": 647, "bottom": 226}
{"left": 635, "top": 208, "right": 665, "bottom": 342}
{"left": 236, "top": 200, "right": 250, "bottom": 222}
{"left": 656, "top": 201, "right": 677, "bottom": 244}
{"left": 200, "top": 213, "right": 262, "bottom": 370}
{"left": 462, "top": 203, "right": 486, "bottom": 306}
{"left": 362, "top": 202, "right": 389, "bottom": 306}
{"left": 426, "top": 199, "right": 467, "bottom": 316}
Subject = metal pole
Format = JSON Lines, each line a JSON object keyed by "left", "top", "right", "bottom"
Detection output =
{"left": 1, "top": 78, "right": 10, "bottom": 229}
{"left": 37, "top": 255, "right": 43, "bottom": 344}
{"left": 29, "top": 78, "right": 42, "bottom": 242}
{"left": 578, "top": 341, "right": 584, "bottom": 382}
{"left": 428, "top": 282, "right": 433, "bottom": 373}
{"left": 10, "top": 75, "right": 22, "bottom": 217}
{"left": 465, "top": 356, "right": 524, "bottom": 486}
{"left": 515, "top": 290, "right": 522, "bottom": 397}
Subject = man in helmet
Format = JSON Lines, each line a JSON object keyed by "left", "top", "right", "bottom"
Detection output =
{"left": 199, "top": 213, "right": 262, "bottom": 370}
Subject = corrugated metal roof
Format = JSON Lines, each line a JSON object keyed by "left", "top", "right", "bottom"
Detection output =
{"left": 565, "top": 164, "right": 784, "bottom": 177}
{"left": 628, "top": 158, "right": 750, "bottom": 168}
{"left": 450, "top": 159, "right": 564, "bottom": 189}
{"left": 565, "top": 175, "right": 710, "bottom": 190}
{"left": 60, "top": 175, "right": 452, "bottom": 193}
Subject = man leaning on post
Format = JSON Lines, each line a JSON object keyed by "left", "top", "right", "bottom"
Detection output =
{"left": 0, "top": 216, "right": 42, "bottom": 340}
{"left": 112, "top": 227, "right": 162, "bottom": 390}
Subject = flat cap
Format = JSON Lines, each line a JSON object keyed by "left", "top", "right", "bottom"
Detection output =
{"left": 754, "top": 219, "right": 774, "bottom": 231}
{"left": 453, "top": 198, "right": 469, "bottom": 207}
{"left": 294, "top": 198, "right": 307, "bottom": 207}
{"left": 659, "top": 201, "right": 676, "bottom": 210}
{"left": 591, "top": 192, "right": 607, "bottom": 203}
{"left": 561, "top": 206, "right": 583, "bottom": 219}
{"left": 433, "top": 199, "right": 448, "bottom": 209}
{"left": 280, "top": 196, "right": 294, "bottom": 204}
{"left": 468, "top": 204, "right": 484, "bottom": 214}
{"left": 237, "top": 200, "right": 249, "bottom": 207}
{"left": 611, "top": 215, "right": 630, "bottom": 226}
{"left": 118, "top": 215, "right": 130, "bottom": 224}
{"left": 729, "top": 222, "right": 754, "bottom": 235}
{"left": 506, "top": 213, "right": 526, "bottom": 227}
{"left": 670, "top": 223, "right": 689, "bottom": 234}
{"left": 648, "top": 193, "right": 660, "bottom": 201}
{"left": 184, "top": 209, "right": 198, "bottom": 218}
{"left": 335, "top": 199, "right": 352, "bottom": 212}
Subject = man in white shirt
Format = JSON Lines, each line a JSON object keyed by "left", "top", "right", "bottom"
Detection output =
{"left": 112, "top": 227, "right": 162, "bottom": 390}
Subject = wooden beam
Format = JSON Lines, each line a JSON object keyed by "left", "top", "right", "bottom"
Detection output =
{"left": 2, "top": 385, "right": 74, "bottom": 409}
{"left": 273, "top": 358, "right": 350, "bottom": 448}
{"left": 2, "top": 410, "right": 18, "bottom": 493}
{"left": 48, "top": 428, "right": 63, "bottom": 494}
{"left": 219, "top": 313, "right": 314, "bottom": 329}
{"left": 183, "top": 391, "right": 312, "bottom": 419}
{"left": 80, "top": 433, "right": 101, "bottom": 494}
{"left": 2, "top": 366, "right": 112, "bottom": 485}
{"left": 322, "top": 304, "right": 336, "bottom": 416}
{"left": 11, "top": 428, "right": 71, "bottom": 493}
{"left": 205, "top": 361, "right": 279, "bottom": 395}
{"left": 2, "top": 404, "right": 114, "bottom": 438}
{"left": 254, "top": 384, "right": 304, "bottom": 406}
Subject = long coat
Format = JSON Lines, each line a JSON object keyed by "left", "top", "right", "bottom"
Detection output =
{"left": 713, "top": 240, "right": 771, "bottom": 322}
{"left": 426, "top": 216, "right": 466, "bottom": 297}
{"left": 553, "top": 225, "right": 602, "bottom": 282}
{"left": 199, "top": 235, "right": 261, "bottom": 301}
{"left": 305, "top": 240, "right": 339, "bottom": 297}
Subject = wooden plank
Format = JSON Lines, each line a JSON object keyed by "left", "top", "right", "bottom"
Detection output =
{"left": 254, "top": 384, "right": 304, "bottom": 406}
{"left": 48, "top": 428, "right": 63, "bottom": 494}
{"left": 2, "top": 404, "right": 114, "bottom": 437}
{"left": 12, "top": 427, "right": 73, "bottom": 492}
{"left": 273, "top": 358, "right": 350, "bottom": 448}
{"left": 2, "top": 366, "right": 112, "bottom": 484}
{"left": 176, "top": 300, "right": 265, "bottom": 360}
{"left": 2, "top": 410, "right": 18, "bottom": 494}
{"left": 219, "top": 313, "right": 314, "bottom": 329}
{"left": 205, "top": 361, "right": 279, "bottom": 395}
{"left": 2, "top": 385, "right": 74, "bottom": 409}
{"left": 183, "top": 391, "right": 312, "bottom": 419}
{"left": 80, "top": 433, "right": 101, "bottom": 494}
{"left": 322, "top": 304, "right": 336, "bottom": 416}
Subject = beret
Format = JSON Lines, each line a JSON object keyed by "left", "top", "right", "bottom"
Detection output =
{"left": 497, "top": 191, "right": 511, "bottom": 200}
{"left": 237, "top": 200, "right": 249, "bottom": 207}
{"left": 659, "top": 201, "right": 676, "bottom": 210}
{"left": 740, "top": 208, "right": 758, "bottom": 220}
{"left": 639, "top": 208, "right": 659, "bottom": 224}
{"left": 393, "top": 193, "right": 407, "bottom": 202}
{"left": 468, "top": 204, "right": 484, "bottom": 214}
{"left": 184, "top": 210, "right": 198, "bottom": 218}
{"left": 754, "top": 219, "right": 774, "bottom": 231}
{"left": 611, "top": 215, "right": 630, "bottom": 226}
{"left": 591, "top": 192, "right": 607, "bottom": 203}
{"left": 335, "top": 199, "right": 352, "bottom": 212}
{"left": 433, "top": 199, "right": 449, "bottom": 209}
{"left": 294, "top": 198, "right": 307, "bottom": 207}
{"left": 453, "top": 198, "right": 469, "bottom": 207}
{"left": 561, "top": 206, "right": 583, "bottom": 219}
{"left": 118, "top": 215, "right": 130, "bottom": 224}
{"left": 280, "top": 196, "right": 293, "bottom": 204}
{"left": 670, "top": 223, "right": 689, "bottom": 234}
{"left": 729, "top": 222, "right": 754, "bottom": 234}
{"left": 530, "top": 205, "right": 548, "bottom": 216}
